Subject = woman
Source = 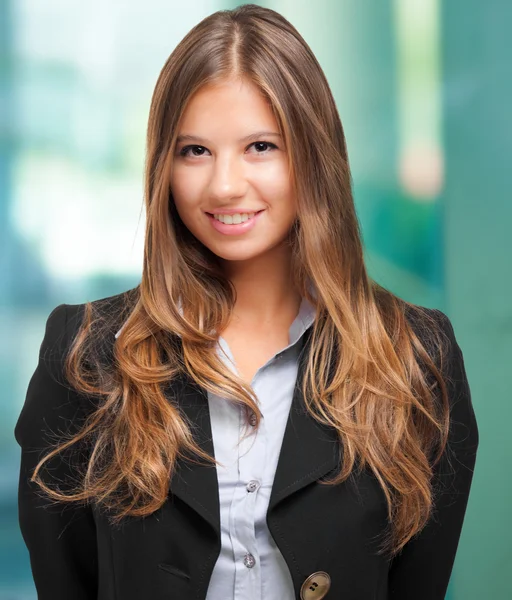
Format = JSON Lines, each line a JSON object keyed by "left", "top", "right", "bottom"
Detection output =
{"left": 15, "top": 4, "right": 479, "bottom": 600}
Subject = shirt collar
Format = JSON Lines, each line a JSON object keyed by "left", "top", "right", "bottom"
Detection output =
{"left": 288, "top": 294, "right": 316, "bottom": 346}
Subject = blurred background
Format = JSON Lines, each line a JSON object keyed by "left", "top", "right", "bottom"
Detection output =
{"left": 1, "top": 0, "right": 510, "bottom": 598}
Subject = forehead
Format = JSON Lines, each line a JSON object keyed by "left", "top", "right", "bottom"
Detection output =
{"left": 178, "top": 78, "right": 277, "bottom": 131}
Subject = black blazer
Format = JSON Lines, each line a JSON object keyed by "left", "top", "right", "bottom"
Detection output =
{"left": 14, "top": 291, "right": 479, "bottom": 600}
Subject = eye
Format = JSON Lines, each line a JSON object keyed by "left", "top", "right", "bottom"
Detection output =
{"left": 248, "top": 141, "right": 278, "bottom": 154}
{"left": 178, "top": 141, "right": 278, "bottom": 158}
{"left": 179, "top": 145, "right": 209, "bottom": 157}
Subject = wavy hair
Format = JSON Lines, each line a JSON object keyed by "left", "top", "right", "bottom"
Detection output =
{"left": 30, "top": 4, "right": 452, "bottom": 558}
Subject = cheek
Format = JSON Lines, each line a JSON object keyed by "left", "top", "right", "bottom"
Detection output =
{"left": 170, "top": 171, "right": 202, "bottom": 215}
{"left": 255, "top": 166, "right": 295, "bottom": 212}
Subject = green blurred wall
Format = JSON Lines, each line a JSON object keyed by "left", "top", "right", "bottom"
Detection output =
{"left": 442, "top": 1, "right": 511, "bottom": 598}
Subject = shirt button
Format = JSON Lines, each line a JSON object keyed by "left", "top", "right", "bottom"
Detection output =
{"left": 243, "top": 553, "right": 256, "bottom": 568}
{"left": 248, "top": 412, "right": 257, "bottom": 426}
{"left": 246, "top": 480, "right": 260, "bottom": 493}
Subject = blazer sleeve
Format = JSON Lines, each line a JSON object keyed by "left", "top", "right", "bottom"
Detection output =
{"left": 14, "top": 303, "right": 98, "bottom": 600}
{"left": 387, "top": 309, "right": 479, "bottom": 599}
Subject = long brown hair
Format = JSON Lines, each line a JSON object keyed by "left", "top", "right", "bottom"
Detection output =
{"left": 30, "top": 4, "right": 452, "bottom": 558}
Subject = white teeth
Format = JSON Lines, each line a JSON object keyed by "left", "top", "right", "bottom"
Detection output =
{"left": 214, "top": 212, "right": 255, "bottom": 224}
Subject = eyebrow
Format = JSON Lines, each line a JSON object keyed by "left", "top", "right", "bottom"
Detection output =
{"left": 176, "top": 131, "right": 282, "bottom": 144}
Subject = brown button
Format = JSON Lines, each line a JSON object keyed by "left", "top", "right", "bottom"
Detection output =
{"left": 300, "top": 571, "right": 331, "bottom": 600}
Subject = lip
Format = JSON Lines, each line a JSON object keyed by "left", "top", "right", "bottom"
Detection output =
{"left": 205, "top": 208, "right": 265, "bottom": 215}
{"left": 206, "top": 209, "right": 265, "bottom": 236}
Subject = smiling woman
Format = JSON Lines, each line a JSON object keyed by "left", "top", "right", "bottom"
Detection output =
{"left": 14, "top": 4, "right": 478, "bottom": 600}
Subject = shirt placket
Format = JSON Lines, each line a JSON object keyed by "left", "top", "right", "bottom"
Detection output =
{"left": 229, "top": 391, "right": 267, "bottom": 599}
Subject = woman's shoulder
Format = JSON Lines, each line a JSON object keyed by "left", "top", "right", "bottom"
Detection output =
{"left": 64, "top": 285, "right": 140, "bottom": 337}
{"left": 402, "top": 300, "right": 450, "bottom": 328}
{"left": 374, "top": 284, "right": 454, "bottom": 341}
{"left": 14, "top": 287, "right": 140, "bottom": 449}
{"left": 32, "top": 286, "right": 139, "bottom": 395}
{"left": 401, "top": 301, "right": 456, "bottom": 349}
{"left": 400, "top": 301, "right": 470, "bottom": 402}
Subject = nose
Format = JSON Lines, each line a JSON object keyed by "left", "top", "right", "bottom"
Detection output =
{"left": 208, "top": 152, "right": 246, "bottom": 201}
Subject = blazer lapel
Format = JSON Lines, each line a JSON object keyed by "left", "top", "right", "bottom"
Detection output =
{"left": 166, "top": 373, "right": 221, "bottom": 534}
{"left": 268, "top": 327, "right": 340, "bottom": 512}
{"left": 167, "top": 327, "right": 341, "bottom": 536}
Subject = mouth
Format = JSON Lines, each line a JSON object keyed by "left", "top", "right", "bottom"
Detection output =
{"left": 204, "top": 208, "right": 266, "bottom": 235}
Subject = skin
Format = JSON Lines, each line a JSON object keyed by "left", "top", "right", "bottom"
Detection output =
{"left": 170, "top": 76, "right": 301, "bottom": 328}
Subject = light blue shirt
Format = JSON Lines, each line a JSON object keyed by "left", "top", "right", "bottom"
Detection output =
{"left": 115, "top": 293, "right": 317, "bottom": 598}
{"left": 205, "top": 295, "right": 316, "bottom": 599}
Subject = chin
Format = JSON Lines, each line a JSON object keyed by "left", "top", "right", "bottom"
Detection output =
{"left": 204, "top": 243, "right": 271, "bottom": 263}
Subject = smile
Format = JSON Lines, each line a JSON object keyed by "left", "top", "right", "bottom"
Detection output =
{"left": 204, "top": 210, "right": 265, "bottom": 236}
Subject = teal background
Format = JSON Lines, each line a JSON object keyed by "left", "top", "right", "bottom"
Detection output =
{"left": 1, "top": 1, "right": 509, "bottom": 598}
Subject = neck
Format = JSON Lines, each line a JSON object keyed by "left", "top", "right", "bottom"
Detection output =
{"left": 220, "top": 245, "right": 301, "bottom": 325}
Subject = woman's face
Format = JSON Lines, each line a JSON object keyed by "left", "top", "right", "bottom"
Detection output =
{"left": 170, "top": 77, "right": 296, "bottom": 263}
